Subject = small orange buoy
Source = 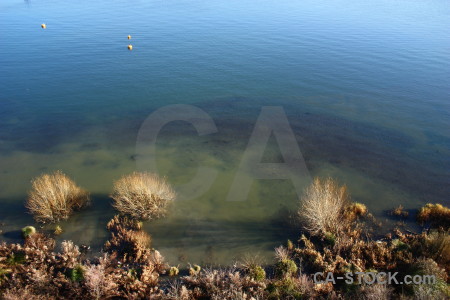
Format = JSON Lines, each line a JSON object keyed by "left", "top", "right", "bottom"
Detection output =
{"left": 41, "top": 24, "right": 46, "bottom": 29}
{"left": 128, "top": 45, "right": 133, "bottom": 50}
{"left": 127, "top": 35, "right": 131, "bottom": 40}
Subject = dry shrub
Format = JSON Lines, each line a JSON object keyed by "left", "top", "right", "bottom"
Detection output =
{"left": 396, "top": 229, "right": 450, "bottom": 273}
{"left": 1, "top": 286, "right": 53, "bottom": 300}
{"left": 412, "top": 258, "right": 449, "bottom": 299}
{"left": 84, "top": 251, "right": 165, "bottom": 299}
{"left": 359, "top": 283, "right": 392, "bottom": 300}
{"left": 164, "top": 281, "right": 191, "bottom": 300}
{"left": 24, "top": 233, "right": 56, "bottom": 252}
{"left": 294, "top": 230, "right": 418, "bottom": 281}
{"left": 414, "top": 258, "right": 448, "bottom": 283}
{"left": 298, "top": 177, "right": 350, "bottom": 236}
{"left": 274, "top": 246, "right": 290, "bottom": 262}
{"left": 414, "top": 285, "right": 448, "bottom": 300}
{"left": 417, "top": 203, "right": 450, "bottom": 229}
{"left": 26, "top": 171, "right": 89, "bottom": 223}
{"left": 111, "top": 172, "right": 176, "bottom": 220}
{"left": 104, "top": 215, "right": 158, "bottom": 265}
{"left": 295, "top": 274, "right": 316, "bottom": 298}
{"left": 59, "top": 241, "right": 81, "bottom": 268}
{"left": 267, "top": 275, "right": 318, "bottom": 299}
{"left": 422, "top": 231, "right": 450, "bottom": 271}
{"left": 0, "top": 223, "right": 168, "bottom": 299}
{"left": 84, "top": 255, "right": 118, "bottom": 300}
{"left": 0, "top": 233, "right": 85, "bottom": 299}
{"left": 182, "top": 267, "right": 266, "bottom": 300}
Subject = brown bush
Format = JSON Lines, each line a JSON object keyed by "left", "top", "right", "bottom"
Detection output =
{"left": 359, "top": 283, "right": 393, "bottom": 300}
{"left": 111, "top": 172, "right": 176, "bottom": 220}
{"left": 182, "top": 267, "right": 266, "bottom": 299}
{"left": 84, "top": 255, "right": 118, "bottom": 300}
{"left": 0, "top": 225, "right": 166, "bottom": 299}
{"left": 1, "top": 287, "right": 53, "bottom": 300}
{"left": 26, "top": 171, "right": 89, "bottom": 223}
{"left": 104, "top": 215, "right": 152, "bottom": 263}
{"left": 396, "top": 229, "right": 450, "bottom": 273}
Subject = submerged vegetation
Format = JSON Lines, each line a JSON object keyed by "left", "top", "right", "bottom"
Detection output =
{"left": 26, "top": 171, "right": 90, "bottom": 223}
{"left": 0, "top": 175, "right": 449, "bottom": 299}
{"left": 111, "top": 172, "right": 176, "bottom": 220}
{"left": 391, "top": 205, "right": 409, "bottom": 218}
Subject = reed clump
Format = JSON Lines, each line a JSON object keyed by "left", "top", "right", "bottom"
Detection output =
{"left": 417, "top": 203, "right": 450, "bottom": 229}
{"left": 111, "top": 172, "right": 176, "bottom": 220}
{"left": 343, "top": 202, "right": 368, "bottom": 222}
{"left": 26, "top": 171, "right": 89, "bottom": 223}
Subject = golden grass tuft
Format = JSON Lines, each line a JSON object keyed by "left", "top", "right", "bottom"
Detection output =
{"left": 26, "top": 171, "right": 89, "bottom": 223}
{"left": 110, "top": 172, "right": 176, "bottom": 220}
{"left": 298, "top": 177, "right": 350, "bottom": 236}
{"left": 417, "top": 203, "right": 450, "bottom": 229}
{"left": 343, "top": 202, "right": 368, "bottom": 222}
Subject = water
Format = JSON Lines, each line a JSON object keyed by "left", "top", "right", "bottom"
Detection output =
{"left": 0, "top": 0, "right": 449, "bottom": 264}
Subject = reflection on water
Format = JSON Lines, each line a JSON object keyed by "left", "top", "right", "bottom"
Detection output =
{"left": 1, "top": 0, "right": 449, "bottom": 264}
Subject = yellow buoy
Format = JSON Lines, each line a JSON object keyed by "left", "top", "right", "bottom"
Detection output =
{"left": 128, "top": 35, "right": 131, "bottom": 40}
{"left": 41, "top": 24, "right": 46, "bottom": 29}
{"left": 128, "top": 45, "right": 133, "bottom": 50}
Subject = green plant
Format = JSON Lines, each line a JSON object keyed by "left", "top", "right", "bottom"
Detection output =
{"left": 287, "top": 239, "right": 294, "bottom": 251}
{"left": 275, "top": 259, "right": 297, "bottom": 278}
{"left": 68, "top": 264, "right": 85, "bottom": 282}
{"left": 21, "top": 226, "right": 36, "bottom": 238}
{"left": 0, "top": 267, "right": 12, "bottom": 282}
{"left": 324, "top": 232, "right": 336, "bottom": 246}
{"left": 169, "top": 266, "right": 179, "bottom": 276}
{"left": 247, "top": 265, "right": 266, "bottom": 281}
{"left": 267, "top": 277, "right": 303, "bottom": 299}
{"left": 189, "top": 264, "right": 201, "bottom": 276}
{"left": 6, "top": 251, "right": 26, "bottom": 266}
